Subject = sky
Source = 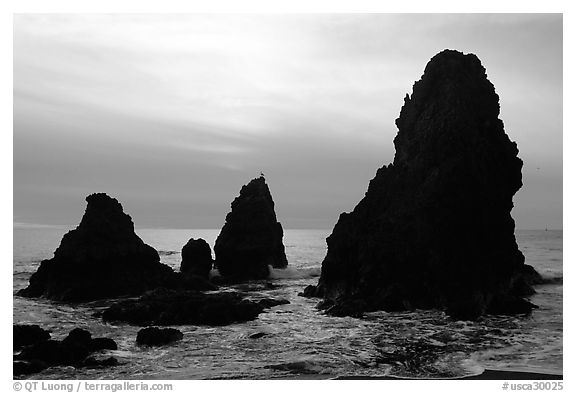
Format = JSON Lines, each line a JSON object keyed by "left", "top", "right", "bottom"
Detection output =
{"left": 13, "top": 13, "right": 562, "bottom": 229}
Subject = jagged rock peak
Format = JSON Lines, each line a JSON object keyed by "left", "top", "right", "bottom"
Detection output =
{"left": 214, "top": 176, "right": 288, "bottom": 280}
{"left": 306, "top": 50, "right": 531, "bottom": 320}
{"left": 17, "top": 193, "right": 175, "bottom": 301}
{"left": 75, "top": 193, "right": 134, "bottom": 233}
{"left": 394, "top": 49, "right": 508, "bottom": 169}
{"left": 231, "top": 176, "right": 276, "bottom": 212}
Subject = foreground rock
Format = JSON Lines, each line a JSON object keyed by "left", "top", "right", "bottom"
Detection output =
{"left": 214, "top": 176, "right": 288, "bottom": 280}
{"left": 102, "top": 288, "right": 288, "bottom": 326}
{"left": 14, "top": 325, "right": 51, "bottom": 350}
{"left": 14, "top": 327, "right": 117, "bottom": 376}
{"left": 17, "top": 193, "right": 178, "bottom": 301}
{"left": 136, "top": 327, "right": 183, "bottom": 346}
{"left": 305, "top": 50, "right": 536, "bottom": 320}
{"left": 180, "top": 238, "right": 213, "bottom": 279}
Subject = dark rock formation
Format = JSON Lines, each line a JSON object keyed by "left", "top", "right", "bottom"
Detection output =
{"left": 306, "top": 50, "right": 536, "bottom": 320}
{"left": 180, "top": 238, "right": 213, "bottom": 279}
{"left": 136, "top": 327, "right": 183, "bottom": 346}
{"left": 14, "top": 325, "right": 51, "bottom": 350}
{"left": 89, "top": 337, "right": 118, "bottom": 351}
{"left": 214, "top": 176, "right": 288, "bottom": 280}
{"left": 17, "top": 193, "right": 177, "bottom": 301}
{"left": 82, "top": 356, "right": 119, "bottom": 368}
{"left": 14, "top": 327, "right": 118, "bottom": 376}
{"left": 101, "top": 288, "right": 274, "bottom": 326}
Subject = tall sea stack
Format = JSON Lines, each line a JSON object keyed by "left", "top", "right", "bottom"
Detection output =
{"left": 18, "top": 193, "right": 175, "bottom": 301}
{"left": 214, "top": 176, "right": 288, "bottom": 280}
{"left": 308, "top": 50, "right": 535, "bottom": 320}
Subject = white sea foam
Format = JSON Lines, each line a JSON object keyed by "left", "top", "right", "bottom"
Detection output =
{"left": 268, "top": 265, "right": 321, "bottom": 279}
{"left": 209, "top": 268, "right": 221, "bottom": 278}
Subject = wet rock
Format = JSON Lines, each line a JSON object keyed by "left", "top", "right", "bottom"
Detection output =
{"left": 17, "top": 339, "right": 89, "bottom": 366}
{"left": 17, "top": 193, "right": 177, "bottom": 301}
{"left": 136, "top": 327, "right": 183, "bottom": 346}
{"left": 63, "top": 328, "right": 92, "bottom": 347}
{"left": 299, "top": 285, "right": 322, "bottom": 298}
{"left": 520, "top": 264, "right": 546, "bottom": 285}
{"left": 13, "top": 324, "right": 51, "bottom": 349}
{"left": 81, "top": 356, "right": 118, "bottom": 368}
{"left": 102, "top": 288, "right": 266, "bottom": 326}
{"left": 308, "top": 50, "right": 531, "bottom": 320}
{"left": 180, "top": 238, "right": 213, "bottom": 279}
{"left": 14, "top": 327, "right": 117, "bottom": 376}
{"left": 509, "top": 264, "right": 546, "bottom": 297}
{"left": 322, "top": 299, "right": 366, "bottom": 318}
{"left": 176, "top": 272, "right": 218, "bottom": 291}
{"left": 13, "top": 359, "right": 48, "bottom": 376}
{"left": 214, "top": 176, "right": 288, "bottom": 280}
{"left": 89, "top": 337, "right": 118, "bottom": 351}
{"left": 486, "top": 295, "right": 538, "bottom": 316}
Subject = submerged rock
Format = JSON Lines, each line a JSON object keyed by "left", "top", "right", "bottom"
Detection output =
{"left": 180, "top": 238, "right": 213, "bottom": 279}
{"left": 136, "top": 327, "right": 183, "bottom": 346}
{"left": 14, "top": 327, "right": 117, "bottom": 376}
{"left": 17, "top": 193, "right": 177, "bottom": 301}
{"left": 81, "top": 356, "right": 119, "bottom": 368}
{"left": 13, "top": 325, "right": 51, "bottom": 350}
{"left": 101, "top": 288, "right": 274, "bottom": 326}
{"left": 214, "top": 176, "right": 288, "bottom": 280}
{"left": 307, "top": 50, "right": 534, "bottom": 320}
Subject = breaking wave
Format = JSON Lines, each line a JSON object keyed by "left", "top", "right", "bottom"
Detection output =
{"left": 268, "top": 266, "right": 321, "bottom": 280}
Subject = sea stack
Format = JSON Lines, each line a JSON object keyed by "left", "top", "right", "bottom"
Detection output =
{"left": 18, "top": 193, "right": 175, "bottom": 301}
{"left": 214, "top": 176, "right": 288, "bottom": 280}
{"left": 307, "top": 50, "right": 535, "bottom": 320}
{"left": 180, "top": 238, "right": 213, "bottom": 279}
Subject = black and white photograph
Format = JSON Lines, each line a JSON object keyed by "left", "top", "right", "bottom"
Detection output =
{"left": 9, "top": 8, "right": 564, "bottom": 384}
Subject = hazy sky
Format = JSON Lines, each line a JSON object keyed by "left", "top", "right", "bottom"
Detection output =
{"left": 13, "top": 14, "right": 562, "bottom": 229}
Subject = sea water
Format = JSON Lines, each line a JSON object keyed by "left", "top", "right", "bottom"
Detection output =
{"left": 13, "top": 226, "right": 562, "bottom": 379}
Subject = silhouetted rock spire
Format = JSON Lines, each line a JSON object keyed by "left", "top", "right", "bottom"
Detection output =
{"left": 18, "top": 193, "right": 174, "bottom": 301}
{"left": 214, "top": 176, "right": 288, "bottom": 280}
{"left": 306, "top": 49, "right": 534, "bottom": 320}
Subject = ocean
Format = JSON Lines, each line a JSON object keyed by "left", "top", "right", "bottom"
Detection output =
{"left": 13, "top": 227, "right": 562, "bottom": 379}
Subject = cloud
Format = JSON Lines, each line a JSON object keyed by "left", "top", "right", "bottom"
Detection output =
{"left": 13, "top": 14, "right": 562, "bottom": 229}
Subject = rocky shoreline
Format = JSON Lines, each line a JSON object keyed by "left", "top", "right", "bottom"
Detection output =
{"left": 14, "top": 50, "right": 556, "bottom": 379}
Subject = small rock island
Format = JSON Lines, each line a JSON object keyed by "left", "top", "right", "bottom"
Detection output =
{"left": 305, "top": 49, "right": 538, "bottom": 320}
{"left": 214, "top": 176, "right": 288, "bottom": 280}
{"left": 18, "top": 193, "right": 175, "bottom": 301}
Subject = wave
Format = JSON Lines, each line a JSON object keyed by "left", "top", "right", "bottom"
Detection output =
{"left": 268, "top": 266, "right": 321, "bottom": 280}
{"left": 538, "top": 274, "right": 563, "bottom": 285}
{"left": 158, "top": 250, "right": 179, "bottom": 256}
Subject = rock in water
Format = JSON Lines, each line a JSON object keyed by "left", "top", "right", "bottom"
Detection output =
{"left": 180, "top": 238, "right": 213, "bottom": 279}
{"left": 14, "top": 327, "right": 118, "bottom": 376}
{"left": 136, "top": 327, "right": 183, "bottom": 346}
{"left": 13, "top": 325, "right": 51, "bottom": 350}
{"left": 101, "top": 288, "right": 270, "bottom": 326}
{"left": 17, "top": 193, "right": 175, "bottom": 301}
{"left": 309, "top": 50, "right": 534, "bottom": 320}
{"left": 214, "top": 176, "right": 288, "bottom": 280}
